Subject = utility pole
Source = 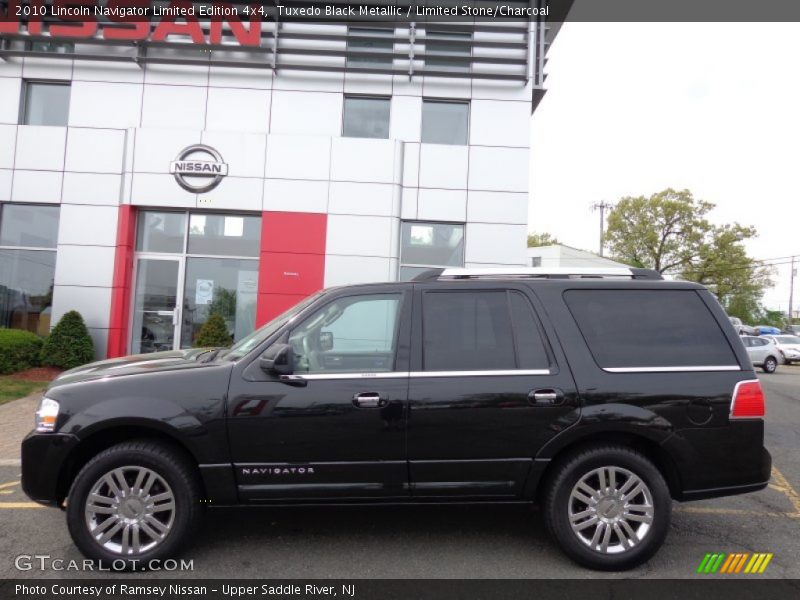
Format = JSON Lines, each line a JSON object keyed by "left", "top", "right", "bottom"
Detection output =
{"left": 592, "top": 201, "right": 614, "bottom": 256}
{"left": 790, "top": 256, "right": 797, "bottom": 322}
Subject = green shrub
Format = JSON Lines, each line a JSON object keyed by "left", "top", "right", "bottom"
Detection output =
{"left": 40, "top": 311, "right": 95, "bottom": 370}
{"left": 0, "top": 328, "right": 43, "bottom": 374}
{"left": 193, "top": 313, "right": 233, "bottom": 348}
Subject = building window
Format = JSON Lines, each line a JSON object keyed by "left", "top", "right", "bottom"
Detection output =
{"left": 0, "top": 204, "right": 60, "bottom": 335}
{"left": 343, "top": 96, "right": 391, "bottom": 139}
{"left": 132, "top": 210, "right": 260, "bottom": 353}
{"left": 347, "top": 27, "right": 394, "bottom": 68}
{"left": 21, "top": 81, "right": 71, "bottom": 126}
{"left": 425, "top": 30, "right": 471, "bottom": 72}
{"left": 399, "top": 221, "right": 465, "bottom": 281}
{"left": 531, "top": 257, "right": 542, "bottom": 267}
{"left": 421, "top": 100, "right": 469, "bottom": 145}
{"left": 28, "top": 41, "right": 75, "bottom": 54}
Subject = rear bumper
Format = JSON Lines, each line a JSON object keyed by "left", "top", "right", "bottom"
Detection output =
{"left": 676, "top": 444, "right": 772, "bottom": 501}
{"left": 21, "top": 431, "right": 80, "bottom": 506}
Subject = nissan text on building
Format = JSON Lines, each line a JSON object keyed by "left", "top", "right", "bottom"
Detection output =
{"left": 0, "top": 0, "right": 563, "bottom": 359}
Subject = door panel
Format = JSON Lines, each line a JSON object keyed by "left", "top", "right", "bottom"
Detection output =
{"left": 130, "top": 258, "right": 180, "bottom": 354}
{"left": 407, "top": 285, "right": 580, "bottom": 498}
{"left": 226, "top": 287, "right": 412, "bottom": 502}
{"left": 227, "top": 377, "right": 408, "bottom": 500}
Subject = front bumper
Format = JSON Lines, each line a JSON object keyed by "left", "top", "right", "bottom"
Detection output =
{"left": 21, "top": 431, "right": 80, "bottom": 506}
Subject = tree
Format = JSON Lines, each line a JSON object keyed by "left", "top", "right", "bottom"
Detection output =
{"left": 605, "top": 188, "right": 711, "bottom": 272}
{"left": 682, "top": 223, "right": 773, "bottom": 324}
{"left": 605, "top": 188, "right": 772, "bottom": 321}
{"left": 40, "top": 310, "right": 95, "bottom": 370}
{"left": 193, "top": 313, "right": 232, "bottom": 348}
{"left": 208, "top": 287, "right": 236, "bottom": 321}
{"left": 527, "top": 232, "right": 559, "bottom": 248}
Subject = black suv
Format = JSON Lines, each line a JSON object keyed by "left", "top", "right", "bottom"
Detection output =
{"left": 22, "top": 267, "right": 771, "bottom": 571}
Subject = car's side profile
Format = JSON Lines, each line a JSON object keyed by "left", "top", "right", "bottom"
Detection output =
{"left": 741, "top": 335, "right": 781, "bottom": 373}
{"left": 21, "top": 267, "right": 770, "bottom": 571}
{"left": 764, "top": 335, "right": 800, "bottom": 365}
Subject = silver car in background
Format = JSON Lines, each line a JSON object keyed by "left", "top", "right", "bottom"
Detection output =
{"left": 729, "top": 316, "right": 757, "bottom": 336}
{"left": 765, "top": 335, "right": 800, "bottom": 365}
{"left": 741, "top": 335, "right": 781, "bottom": 373}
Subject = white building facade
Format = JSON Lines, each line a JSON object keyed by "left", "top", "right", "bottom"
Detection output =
{"left": 0, "top": 4, "right": 561, "bottom": 359}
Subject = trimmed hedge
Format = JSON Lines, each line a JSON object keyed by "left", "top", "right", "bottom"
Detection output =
{"left": 0, "top": 328, "right": 43, "bottom": 375}
{"left": 193, "top": 313, "right": 233, "bottom": 348}
{"left": 40, "top": 311, "right": 95, "bottom": 370}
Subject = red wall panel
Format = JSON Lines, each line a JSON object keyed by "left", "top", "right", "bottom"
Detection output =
{"left": 256, "top": 211, "right": 327, "bottom": 325}
{"left": 107, "top": 205, "right": 136, "bottom": 358}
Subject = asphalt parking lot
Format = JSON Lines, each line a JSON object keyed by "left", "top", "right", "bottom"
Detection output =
{"left": 0, "top": 368, "right": 798, "bottom": 579}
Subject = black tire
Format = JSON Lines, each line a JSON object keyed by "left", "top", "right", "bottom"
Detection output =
{"left": 543, "top": 445, "right": 671, "bottom": 571}
{"left": 66, "top": 440, "right": 203, "bottom": 570}
{"left": 763, "top": 357, "right": 778, "bottom": 373}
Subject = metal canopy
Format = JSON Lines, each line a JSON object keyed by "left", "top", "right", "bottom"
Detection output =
{"left": 0, "top": 0, "right": 555, "bottom": 86}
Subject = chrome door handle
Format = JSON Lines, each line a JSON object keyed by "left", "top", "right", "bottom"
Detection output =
{"left": 353, "top": 392, "right": 386, "bottom": 408}
{"left": 528, "top": 389, "right": 563, "bottom": 406}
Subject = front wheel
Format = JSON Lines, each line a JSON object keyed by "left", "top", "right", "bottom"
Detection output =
{"left": 66, "top": 440, "right": 203, "bottom": 570}
{"left": 543, "top": 446, "right": 671, "bottom": 570}
{"left": 763, "top": 357, "right": 778, "bottom": 373}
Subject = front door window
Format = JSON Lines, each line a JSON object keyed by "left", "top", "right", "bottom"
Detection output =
{"left": 288, "top": 294, "right": 402, "bottom": 374}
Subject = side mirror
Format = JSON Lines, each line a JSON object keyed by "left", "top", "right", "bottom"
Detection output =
{"left": 319, "top": 331, "right": 334, "bottom": 352}
{"left": 259, "top": 343, "right": 294, "bottom": 375}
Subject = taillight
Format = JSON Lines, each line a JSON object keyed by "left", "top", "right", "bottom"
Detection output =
{"left": 730, "top": 380, "right": 765, "bottom": 419}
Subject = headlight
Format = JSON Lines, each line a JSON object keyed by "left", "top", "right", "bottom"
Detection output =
{"left": 35, "top": 397, "right": 59, "bottom": 433}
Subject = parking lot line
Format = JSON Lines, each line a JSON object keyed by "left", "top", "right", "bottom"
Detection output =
{"left": 0, "top": 480, "right": 19, "bottom": 490}
{"left": 770, "top": 466, "right": 800, "bottom": 515}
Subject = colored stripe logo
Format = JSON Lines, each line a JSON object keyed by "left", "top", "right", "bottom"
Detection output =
{"left": 697, "top": 552, "right": 773, "bottom": 574}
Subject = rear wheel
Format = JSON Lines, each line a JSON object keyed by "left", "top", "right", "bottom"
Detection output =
{"left": 66, "top": 440, "right": 203, "bottom": 570}
{"left": 543, "top": 446, "right": 671, "bottom": 570}
{"left": 763, "top": 356, "right": 778, "bottom": 373}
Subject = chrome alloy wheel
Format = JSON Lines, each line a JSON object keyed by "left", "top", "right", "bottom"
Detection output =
{"left": 84, "top": 466, "right": 176, "bottom": 556}
{"left": 568, "top": 466, "right": 655, "bottom": 554}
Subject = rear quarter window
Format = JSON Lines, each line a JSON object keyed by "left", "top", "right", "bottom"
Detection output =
{"left": 564, "top": 289, "right": 738, "bottom": 369}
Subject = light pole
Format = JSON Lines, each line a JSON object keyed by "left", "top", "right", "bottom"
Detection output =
{"left": 592, "top": 201, "right": 614, "bottom": 257}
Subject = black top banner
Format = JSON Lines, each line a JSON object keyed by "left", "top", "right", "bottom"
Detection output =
{"left": 3, "top": 0, "right": 800, "bottom": 24}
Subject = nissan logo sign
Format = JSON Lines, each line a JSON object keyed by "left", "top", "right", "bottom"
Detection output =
{"left": 169, "top": 145, "right": 229, "bottom": 193}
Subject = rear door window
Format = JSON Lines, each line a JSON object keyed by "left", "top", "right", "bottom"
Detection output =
{"left": 421, "top": 290, "right": 550, "bottom": 371}
{"left": 564, "top": 289, "right": 737, "bottom": 369}
{"left": 423, "top": 291, "right": 515, "bottom": 371}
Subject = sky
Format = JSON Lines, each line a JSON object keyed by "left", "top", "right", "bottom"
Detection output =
{"left": 528, "top": 21, "right": 800, "bottom": 313}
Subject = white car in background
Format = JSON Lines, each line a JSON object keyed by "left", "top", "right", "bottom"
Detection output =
{"left": 741, "top": 336, "right": 781, "bottom": 373}
{"left": 765, "top": 335, "right": 800, "bottom": 365}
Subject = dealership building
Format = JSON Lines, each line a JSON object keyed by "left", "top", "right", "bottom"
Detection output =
{"left": 0, "top": 6, "right": 561, "bottom": 359}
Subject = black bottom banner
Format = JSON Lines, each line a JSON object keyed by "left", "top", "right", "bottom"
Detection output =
{"left": 2, "top": 579, "right": 799, "bottom": 600}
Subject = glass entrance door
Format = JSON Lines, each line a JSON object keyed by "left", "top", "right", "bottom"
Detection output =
{"left": 131, "top": 258, "right": 182, "bottom": 354}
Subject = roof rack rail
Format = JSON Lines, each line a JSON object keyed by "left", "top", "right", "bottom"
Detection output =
{"left": 411, "top": 267, "right": 663, "bottom": 282}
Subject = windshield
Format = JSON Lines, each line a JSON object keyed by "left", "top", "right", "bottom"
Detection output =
{"left": 222, "top": 292, "right": 324, "bottom": 361}
{"left": 773, "top": 336, "right": 800, "bottom": 344}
